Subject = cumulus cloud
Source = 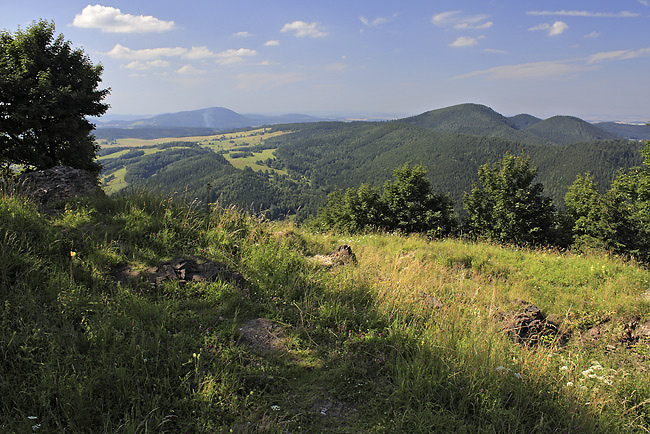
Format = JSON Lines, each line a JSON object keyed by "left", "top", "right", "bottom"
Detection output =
{"left": 176, "top": 65, "right": 207, "bottom": 75}
{"left": 72, "top": 5, "right": 174, "bottom": 33}
{"left": 528, "top": 21, "right": 568, "bottom": 36}
{"left": 527, "top": 10, "right": 639, "bottom": 18}
{"left": 549, "top": 21, "right": 569, "bottom": 36}
{"left": 233, "top": 31, "right": 252, "bottom": 38}
{"left": 105, "top": 44, "right": 186, "bottom": 60}
{"left": 125, "top": 60, "right": 170, "bottom": 70}
{"left": 432, "top": 11, "right": 493, "bottom": 29}
{"left": 105, "top": 44, "right": 218, "bottom": 61}
{"left": 450, "top": 36, "right": 479, "bottom": 47}
{"left": 280, "top": 21, "right": 328, "bottom": 38}
{"left": 264, "top": 40, "right": 280, "bottom": 46}
{"left": 184, "top": 46, "right": 215, "bottom": 60}
{"left": 216, "top": 48, "right": 257, "bottom": 64}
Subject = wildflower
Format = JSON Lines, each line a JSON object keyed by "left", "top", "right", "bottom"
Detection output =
{"left": 566, "top": 382, "right": 574, "bottom": 387}
{"left": 603, "top": 379, "right": 613, "bottom": 386}
{"left": 271, "top": 405, "right": 280, "bottom": 411}
{"left": 70, "top": 251, "right": 76, "bottom": 258}
{"left": 560, "top": 365, "right": 568, "bottom": 371}
{"left": 28, "top": 416, "right": 37, "bottom": 420}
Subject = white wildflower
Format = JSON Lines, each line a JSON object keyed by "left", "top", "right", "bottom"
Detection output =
{"left": 271, "top": 405, "right": 280, "bottom": 411}
{"left": 560, "top": 365, "right": 569, "bottom": 371}
{"left": 566, "top": 381, "right": 574, "bottom": 387}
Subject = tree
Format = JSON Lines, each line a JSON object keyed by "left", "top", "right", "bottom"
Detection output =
{"left": 0, "top": 20, "right": 109, "bottom": 173}
{"left": 311, "top": 163, "right": 457, "bottom": 238}
{"left": 565, "top": 139, "right": 650, "bottom": 262}
{"left": 381, "top": 163, "right": 456, "bottom": 237}
{"left": 463, "top": 153, "right": 556, "bottom": 245}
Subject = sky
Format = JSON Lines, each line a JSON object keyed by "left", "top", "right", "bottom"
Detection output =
{"left": 2, "top": 0, "right": 649, "bottom": 122}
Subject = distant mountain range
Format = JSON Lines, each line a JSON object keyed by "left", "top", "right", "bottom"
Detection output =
{"left": 94, "top": 103, "right": 648, "bottom": 143}
{"left": 95, "top": 107, "right": 333, "bottom": 130}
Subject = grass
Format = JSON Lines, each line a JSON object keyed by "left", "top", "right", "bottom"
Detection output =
{"left": 2, "top": 187, "right": 650, "bottom": 433}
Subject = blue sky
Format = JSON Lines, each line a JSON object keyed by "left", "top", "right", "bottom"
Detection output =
{"left": 2, "top": 0, "right": 649, "bottom": 121}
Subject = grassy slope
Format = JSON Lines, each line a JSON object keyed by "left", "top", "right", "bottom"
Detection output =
{"left": 2, "top": 189, "right": 650, "bottom": 433}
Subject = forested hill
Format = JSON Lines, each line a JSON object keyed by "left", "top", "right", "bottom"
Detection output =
{"left": 97, "top": 103, "right": 645, "bottom": 219}
{"left": 266, "top": 120, "right": 642, "bottom": 211}
{"left": 525, "top": 116, "right": 621, "bottom": 145}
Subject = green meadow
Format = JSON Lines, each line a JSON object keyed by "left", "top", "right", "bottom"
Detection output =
{"left": 2, "top": 184, "right": 649, "bottom": 433}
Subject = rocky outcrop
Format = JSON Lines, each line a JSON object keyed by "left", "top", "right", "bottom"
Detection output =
{"left": 17, "top": 166, "right": 104, "bottom": 210}
{"left": 311, "top": 245, "right": 358, "bottom": 267}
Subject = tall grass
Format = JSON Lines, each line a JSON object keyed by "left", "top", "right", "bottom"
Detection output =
{"left": 1, "top": 189, "right": 649, "bottom": 433}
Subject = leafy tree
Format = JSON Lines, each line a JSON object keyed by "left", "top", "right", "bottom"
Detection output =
{"left": 463, "top": 153, "right": 556, "bottom": 245}
{"left": 381, "top": 163, "right": 456, "bottom": 237}
{"left": 565, "top": 139, "right": 650, "bottom": 262}
{"left": 564, "top": 173, "right": 604, "bottom": 247}
{"left": 0, "top": 20, "right": 109, "bottom": 173}
{"left": 312, "top": 163, "right": 457, "bottom": 237}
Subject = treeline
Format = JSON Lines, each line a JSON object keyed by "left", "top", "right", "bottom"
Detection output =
{"left": 108, "top": 147, "right": 321, "bottom": 220}
{"left": 266, "top": 121, "right": 643, "bottom": 213}
{"left": 314, "top": 141, "right": 650, "bottom": 263}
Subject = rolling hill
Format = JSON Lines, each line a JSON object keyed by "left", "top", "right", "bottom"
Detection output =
{"left": 525, "top": 116, "right": 620, "bottom": 145}
{"left": 401, "top": 103, "right": 552, "bottom": 145}
{"left": 508, "top": 114, "right": 542, "bottom": 129}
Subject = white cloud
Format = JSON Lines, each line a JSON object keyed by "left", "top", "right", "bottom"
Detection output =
{"left": 105, "top": 44, "right": 186, "bottom": 60}
{"left": 176, "top": 65, "right": 206, "bottom": 75}
{"left": 125, "top": 60, "right": 170, "bottom": 70}
{"left": 528, "top": 21, "right": 568, "bottom": 36}
{"left": 280, "top": 21, "right": 328, "bottom": 38}
{"left": 184, "top": 46, "right": 215, "bottom": 60}
{"left": 233, "top": 31, "right": 252, "bottom": 38}
{"left": 457, "top": 46, "right": 650, "bottom": 80}
{"left": 72, "top": 5, "right": 174, "bottom": 33}
{"left": 449, "top": 36, "right": 478, "bottom": 47}
{"left": 216, "top": 48, "right": 257, "bottom": 64}
{"left": 234, "top": 72, "right": 306, "bottom": 90}
{"left": 640, "top": 0, "right": 649, "bottom": 6}
{"left": 587, "top": 47, "right": 650, "bottom": 64}
{"left": 264, "top": 40, "right": 280, "bottom": 46}
{"left": 584, "top": 31, "right": 601, "bottom": 38}
{"left": 484, "top": 48, "right": 508, "bottom": 54}
{"left": 360, "top": 15, "right": 389, "bottom": 28}
{"left": 457, "top": 60, "right": 593, "bottom": 80}
{"left": 432, "top": 11, "right": 492, "bottom": 30}
{"left": 549, "top": 21, "right": 569, "bottom": 36}
{"left": 527, "top": 10, "right": 639, "bottom": 18}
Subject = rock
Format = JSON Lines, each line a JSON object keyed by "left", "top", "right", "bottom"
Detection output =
{"left": 110, "top": 255, "right": 247, "bottom": 289}
{"left": 311, "top": 244, "right": 358, "bottom": 267}
{"left": 16, "top": 166, "right": 104, "bottom": 211}
{"left": 500, "top": 300, "right": 558, "bottom": 344}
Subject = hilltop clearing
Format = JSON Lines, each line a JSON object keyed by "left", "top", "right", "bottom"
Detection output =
{"left": 2, "top": 185, "right": 650, "bottom": 432}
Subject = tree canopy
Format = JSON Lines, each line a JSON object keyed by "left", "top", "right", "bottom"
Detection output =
{"left": 463, "top": 153, "right": 557, "bottom": 245}
{"left": 312, "top": 162, "right": 457, "bottom": 237}
{"left": 0, "top": 20, "right": 109, "bottom": 172}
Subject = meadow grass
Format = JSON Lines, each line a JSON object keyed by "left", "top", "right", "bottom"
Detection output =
{"left": 1, "top": 188, "right": 649, "bottom": 433}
